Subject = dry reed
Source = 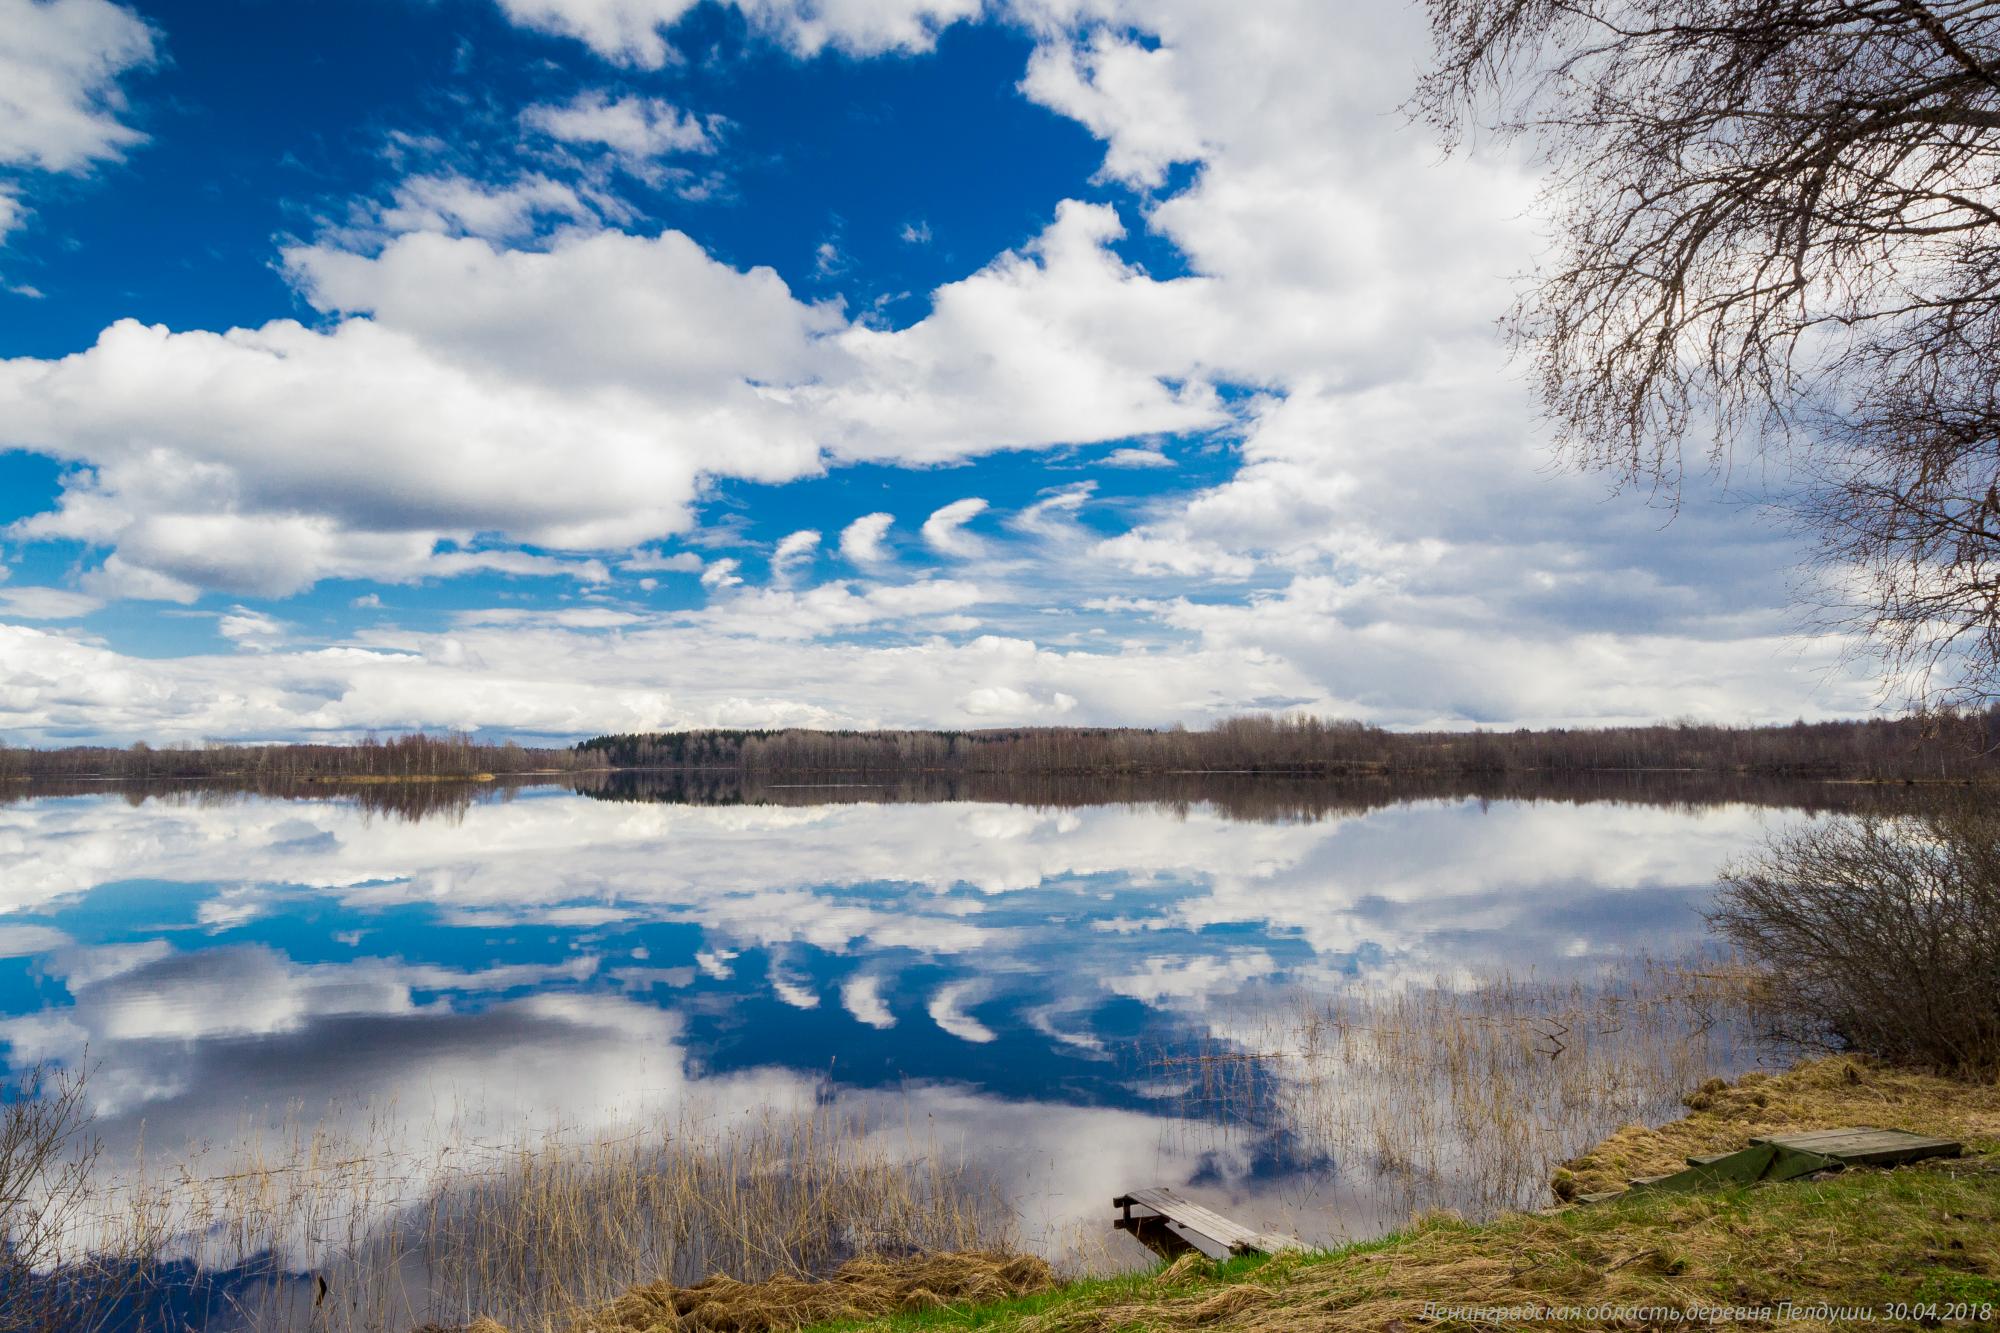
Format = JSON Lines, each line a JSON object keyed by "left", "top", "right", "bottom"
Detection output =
{"left": 2, "top": 1098, "right": 1011, "bottom": 1333}
{"left": 546, "top": 1250, "right": 1055, "bottom": 1332}
{"left": 1152, "top": 961, "right": 1779, "bottom": 1225}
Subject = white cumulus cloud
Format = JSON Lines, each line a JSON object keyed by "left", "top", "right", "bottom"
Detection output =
{"left": 1, "top": 206, "right": 1227, "bottom": 600}
{"left": 0, "top": 0, "right": 154, "bottom": 174}
{"left": 490, "top": 0, "right": 983, "bottom": 67}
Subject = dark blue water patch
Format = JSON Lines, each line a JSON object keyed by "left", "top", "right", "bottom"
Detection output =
{"left": 24, "top": 876, "right": 217, "bottom": 939}
{"left": 605, "top": 920, "right": 710, "bottom": 964}
{"left": 0, "top": 954, "right": 59, "bottom": 1019}
{"left": 1187, "top": 1135, "right": 1344, "bottom": 1189}
{"left": 0, "top": 1252, "right": 280, "bottom": 1333}
{"left": 674, "top": 951, "right": 1206, "bottom": 1113}
{"left": 1193, "top": 919, "right": 1298, "bottom": 940}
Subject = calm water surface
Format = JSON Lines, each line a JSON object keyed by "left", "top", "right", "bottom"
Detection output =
{"left": 0, "top": 777, "right": 1812, "bottom": 1275}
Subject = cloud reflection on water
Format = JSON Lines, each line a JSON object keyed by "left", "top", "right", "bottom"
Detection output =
{"left": 0, "top": 784, "right": 1797, "bottom": 1257}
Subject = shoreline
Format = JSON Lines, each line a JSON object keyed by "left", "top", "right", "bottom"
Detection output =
{"left": 508, "top": 1058, "right": 1999, "bottom": 1333}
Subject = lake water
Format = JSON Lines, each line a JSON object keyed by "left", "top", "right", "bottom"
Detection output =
{"left": 0, "top": 775, "right": 1827, "bottom": 1320}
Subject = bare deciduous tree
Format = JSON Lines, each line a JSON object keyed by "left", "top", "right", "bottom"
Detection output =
{"left": 1416, "top": 0, "right": 2000, "bottom": 703}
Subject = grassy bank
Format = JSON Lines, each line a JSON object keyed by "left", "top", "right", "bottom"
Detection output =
{"left": 531, "top": 1057, "right": 1999, "bottom": 1333}
{"left": 793, "top": 1161, "right": 1998, "bottom": 1332}
{"left": 784, "top": 1058, "right": 1998, "bottom": 1333}
{"left": 1557, "top": 1054, "right": 2000, "bottom": 1200}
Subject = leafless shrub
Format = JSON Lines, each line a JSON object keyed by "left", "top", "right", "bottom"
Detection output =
{"left": 0, "top": 1063, "right": 146, "bottom": 1333}
{"left": 1713, "top": 800, "right": 2000, "bottom": 1075}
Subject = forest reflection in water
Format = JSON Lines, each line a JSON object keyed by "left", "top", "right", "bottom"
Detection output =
{"left": 2, "top": 763, "right": 1953, "bottom": 823}
{"left": 0, "top": 772, "right": 1817, "bottom": 1328}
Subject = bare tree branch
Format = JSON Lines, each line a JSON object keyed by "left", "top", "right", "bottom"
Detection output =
{"left": 1418, "top": 0, "right": 2000, "bottom": 703}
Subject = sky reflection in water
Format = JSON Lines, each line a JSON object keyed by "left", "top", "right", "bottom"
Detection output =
{"left": 0, "top": 781, "right": 1793, "bottom": 1257}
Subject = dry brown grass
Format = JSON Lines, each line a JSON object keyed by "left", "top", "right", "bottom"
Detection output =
{"left": 500, "top": 1059, "right": 2000, "bottom": 1333}
{"left": 1556, "top": 1054, "right": 2000, "bottom": 1199}
{"left": 547, "top": 1251, "right": 1055, "bottom": 1332}
{"left": 609, "top": 1059, "right": 1996, "bottom": 1333}
{"left": 817, "top": 1061, "right": 2000, "bottom": 1333}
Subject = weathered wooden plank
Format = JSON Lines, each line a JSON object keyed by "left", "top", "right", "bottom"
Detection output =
{"left": 1118, "top": 1188, "right": 1257, "bottom": 1238}
{"left": 1162, "top": 1220, "right": 1234, "bottom": 1262}
{"left": 1750, "top": 1127, "right": 1962, "bottom": 1167}
{"left": 1112, "top": 1187, "right": 1302, "bottom": 1259}
{"left": 1118, "top": 1189, "right": 1266, "bottom": 1246}
{"left": 1112, "top": 1212, "right": 1230, "bottom": 1261}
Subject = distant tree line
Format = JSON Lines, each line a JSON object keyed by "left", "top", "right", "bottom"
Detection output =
{"left": 0, "top": 733, "right": 602, "bottom": 782}
{"left": 8, "top": 759, "right": 1948, "bottom": 825}
{"left": 7, "top": 711, "right": 1998, "bottom": 787}
{"left": 577, "top": 710, "right": 2000, "bottom": 781}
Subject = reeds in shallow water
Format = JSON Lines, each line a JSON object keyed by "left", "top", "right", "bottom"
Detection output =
{"left": 2, "top": 1095, "right": 1011, "bottom": 1333}
{"left": 1149, "top": 960, "right": 1778, "bottom": 1229}
{"left": 4, "top": 961, "right": 1775, "bottom": 1330}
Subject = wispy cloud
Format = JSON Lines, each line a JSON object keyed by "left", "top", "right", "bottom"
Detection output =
{"left": 922, "top": 498, "right": 989, "bottom": 559}
{"left": 376, "top": 172, "right": 602, "bottom": 241}
{"left": 699, "top": 558, "right": 743, "bottom": 590}
{"left": 619, "top": 549, "right": 705, "bottom": 574}
{"left": 1102, "top": 446, "right": 1175, "bottom": 469}
{"left": 1010, "top": 482, "right": 1095, "bottom": 540}
{"left": 217, "top": 606, "right": 289, "bottom": 652}
{"left": 487, "top": 0, "right": 982, "bottom": 67}
{"left": 839, "top": 513, "right": 894, "bottom": 565}
{"left": 770, "top": 529, "right": 821, "bottom": 584}
{"left": 0, "top": 587, "right": 101, "bottom": 620}
{"left": 927, "top": 981, "right": 996, "bottom": 1043}
{"left": 841, "top": 974, "right": 896, "bottom": 1029}
{"left": 524, "top": 91, "right": 718, "bottom": 159}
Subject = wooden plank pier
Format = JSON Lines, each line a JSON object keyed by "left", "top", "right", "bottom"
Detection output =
{"left": 1580, "top": 1125, "right": 1964, "bottom": 1203}
{"left": 1751, "top": 1126, "right": 1963, "bottom": 1168}
{"left": 1112, "top": 1187, "right": 1302, "bottom": 1261}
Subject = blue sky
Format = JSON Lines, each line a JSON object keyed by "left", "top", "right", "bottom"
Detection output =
{"left": 0, "top": 0, "right": 1877, "bottom": 742}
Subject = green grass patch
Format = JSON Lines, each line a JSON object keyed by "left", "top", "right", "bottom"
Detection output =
{"left": 797, "top": 1253, "right": 1293, "bottom": 1333}
{"left": 796, "top": 1161, "right": 2000, "bottom": 1332}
